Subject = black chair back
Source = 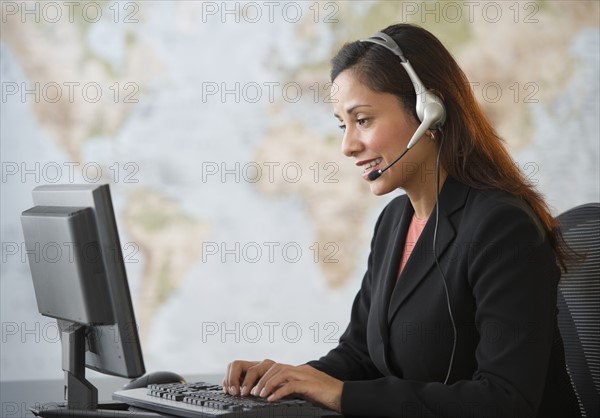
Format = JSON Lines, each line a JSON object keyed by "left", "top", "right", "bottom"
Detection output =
{"left": 557, "top": 203, "right": 600, "bottom": 417}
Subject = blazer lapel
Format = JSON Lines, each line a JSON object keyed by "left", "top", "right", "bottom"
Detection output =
{"left": 378, "top": 198, "right": 413, "bottom": 329}
{"left": 387, "top": 177, "right": 469, "bottom": 323}
{"left": 373, "top": 196, "right": 413, "bottom": 375}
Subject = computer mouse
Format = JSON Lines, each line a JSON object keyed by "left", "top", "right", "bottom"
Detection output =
{"left": 123, "top": 371, "right": 186, "bottom": 390}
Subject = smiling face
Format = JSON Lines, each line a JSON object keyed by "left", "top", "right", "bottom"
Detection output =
{"left": 333, "top": 69, "right": 438, "bottom": 196}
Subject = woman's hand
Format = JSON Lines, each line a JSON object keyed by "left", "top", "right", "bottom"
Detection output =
{"left": 222, "top": 360, "right": 343, "bottom": 412}
{"left": 251, "top": 363, "right": 343, "bottom": 412}
{"left": 222, "top": 359, "right": 276, "bottom": 396}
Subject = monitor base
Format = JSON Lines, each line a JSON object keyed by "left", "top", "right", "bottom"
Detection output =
{"left": 31, "top": 401, "right": 163, "bottom": 417}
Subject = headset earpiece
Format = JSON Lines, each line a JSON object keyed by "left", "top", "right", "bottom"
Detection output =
{"left": 406, "top": 101, "right": 445, "bottom": 148}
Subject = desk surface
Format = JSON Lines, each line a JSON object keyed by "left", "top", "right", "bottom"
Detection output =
{"left": 1, "top": 374, "right": 222, "bottom": 417}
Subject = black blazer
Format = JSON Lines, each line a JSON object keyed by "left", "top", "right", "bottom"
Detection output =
{"left": 308, "top": 177, "right": 580, "bottom": 417}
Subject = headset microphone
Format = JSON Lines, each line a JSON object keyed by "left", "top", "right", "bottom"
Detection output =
{"left": 360, "top": 32, "right": 446, "bottom": 182}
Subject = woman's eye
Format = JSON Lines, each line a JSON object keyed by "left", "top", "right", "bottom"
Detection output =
{"left": 357, "top": 118, "right": 368, "bottom": 126}
{"left": 338, "top": 124, "right": 346, "bottom": 131}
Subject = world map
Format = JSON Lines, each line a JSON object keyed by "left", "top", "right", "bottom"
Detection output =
{"left": 1, "top": 1, "right": 599, "bottom": 380}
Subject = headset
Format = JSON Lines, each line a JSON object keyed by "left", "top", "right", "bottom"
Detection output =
{"left": 360, "top": 32, "right": 457, "bottom": 385}
{"left": 360, "top": 32, "right": 446, "bottom": 181}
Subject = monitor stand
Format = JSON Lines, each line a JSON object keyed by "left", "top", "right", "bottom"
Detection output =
{"left": 30, "top": 322, "right": 157, "bottom": 417}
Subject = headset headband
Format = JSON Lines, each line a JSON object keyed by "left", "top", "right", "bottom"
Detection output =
{"left": 359, "top": 31, "right": 446, "bottom": 131}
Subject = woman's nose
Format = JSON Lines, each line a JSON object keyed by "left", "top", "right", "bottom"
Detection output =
{"left": 341, "top": 128, "right": 363, "bottom": 158}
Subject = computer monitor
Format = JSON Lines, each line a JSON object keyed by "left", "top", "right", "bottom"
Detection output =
{"left": 20, "top": 184, "right": 145, "bottom": 414}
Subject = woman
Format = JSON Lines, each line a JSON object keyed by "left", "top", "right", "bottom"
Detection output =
{"left": 222, "top": 24, "right": 581, "bottom": 417}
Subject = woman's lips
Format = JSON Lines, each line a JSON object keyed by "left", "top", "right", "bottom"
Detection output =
{"left": 358, "top": 157, "right": 383, "bottom": 180}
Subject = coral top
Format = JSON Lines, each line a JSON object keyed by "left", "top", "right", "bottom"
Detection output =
{"left": 398, "top": 213, "right": 428, "bottom": 277}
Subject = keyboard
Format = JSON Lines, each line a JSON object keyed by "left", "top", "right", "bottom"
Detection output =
{"left": 113, "top": 381, "right": 338, "bottom": 417}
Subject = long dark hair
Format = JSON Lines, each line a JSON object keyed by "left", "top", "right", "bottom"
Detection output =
{"left": 331, "top": 23, "right": 569, "bottom": 269}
